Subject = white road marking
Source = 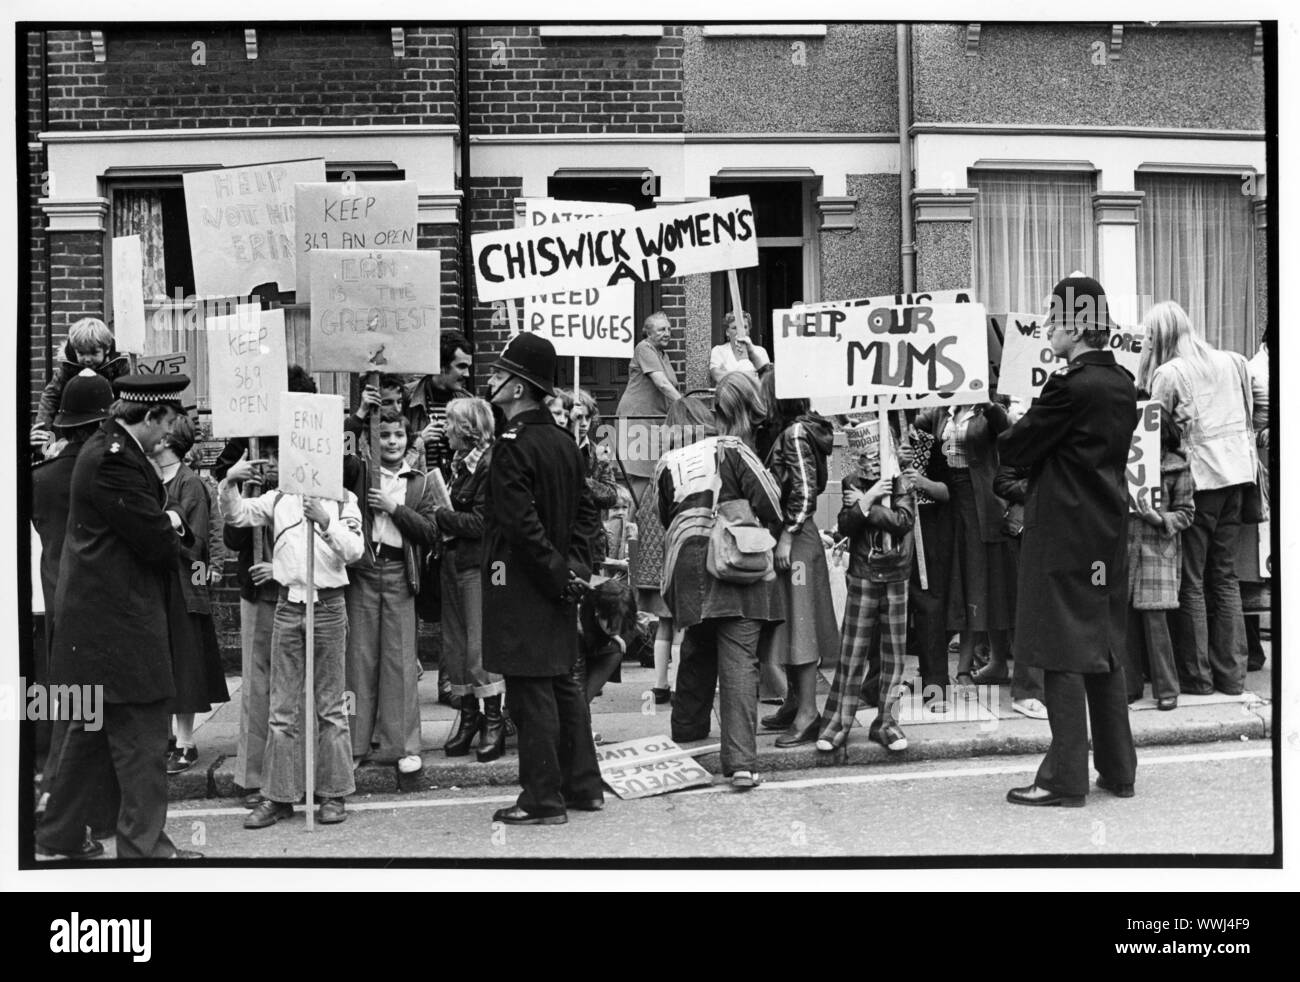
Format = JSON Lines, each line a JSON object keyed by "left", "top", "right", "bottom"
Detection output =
{"left": 168, "top": 747, "right": 1271, "bottom": 819}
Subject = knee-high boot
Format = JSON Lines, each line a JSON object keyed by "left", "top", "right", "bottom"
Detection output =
{"left": 477, "top": 695, "right": 506, "bottom": 763}
{"left": 443, "top": 698, "right": 482, "bottom": 757}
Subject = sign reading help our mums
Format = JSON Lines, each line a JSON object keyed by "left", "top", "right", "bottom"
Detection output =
{"left": 1127, "top": 400, "right": 1163, "bottom": 514}
{"left": 279, "top": 392, "right": 345, "bottom": 501}
{"left": 183, "top": 158, "right": 325, "bottom": 298}
{"left": 205, "top": 305, "right": 289, "bottom": 438}
{"left": 110, "top": 235, "right": 147, "bottom": 354}
{"left": 135, "top": 351, "right": 197, "bottom": 411}
{"left": 795, "top": 288, "right": 975, "bottom": 314}
{"left": 472, "top": 195, "right": 758, "bottom": 302}
{"left": 294, "top": 181, "right": 419, "bottom": 298}
{"left": 596, "top": 736, "right": 713, "bottom": 800}
{"left": 519, "top": 199, "right": 637, "bottom": 359}
{"left": 307, "top": 249, "right": 441, "bottom": 374}
{"left": 996, "top": 312, "right": 1146, "bottom": 402}
{"left": 774, "top": 301, "right": 989, "bottom": 402}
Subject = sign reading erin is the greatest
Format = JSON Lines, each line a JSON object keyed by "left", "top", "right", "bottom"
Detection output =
{"left": 294, "top": 181, "right": 419, "bottom": 298}
{"left": 472, "top": 195, "right": 758, "bottom": 302}
{"left": 279, "top": 392, "right": 345, "bottom": 501}
{"left": 307, "top": 249, "right": 441, "bottom": 374}
{"left": 184, "top": 158, "right": 326, "bottom": 298}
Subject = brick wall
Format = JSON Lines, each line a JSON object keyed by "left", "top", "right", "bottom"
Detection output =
{"left": 419, "top": 221, "right": 463, "bottom": 339}
{"left": 45, "top": 26, "right": 458, "bottom": 131}
{"left": 466, "top": 176, "right": 523, "bottom": 382}
{"left": 28, "top": 32, "right": 49, "bottom": 411}
{"left": 466, "top": 26, "right": 684, "bottom": 134}
{"left": 48, "top": 231, "right": 105, "bottom": 347}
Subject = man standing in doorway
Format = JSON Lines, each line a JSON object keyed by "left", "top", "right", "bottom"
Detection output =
{"left": 999, "top": 275, "right": 1139, "bottom": 807}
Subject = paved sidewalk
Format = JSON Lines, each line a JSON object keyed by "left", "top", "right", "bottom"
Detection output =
{"left": 167, "top": 649, "right": 1275, "bottom": 801}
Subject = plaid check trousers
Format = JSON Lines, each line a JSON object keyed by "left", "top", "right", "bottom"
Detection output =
{"left": 819, "top": 575, "right": 909, "bottom": 741}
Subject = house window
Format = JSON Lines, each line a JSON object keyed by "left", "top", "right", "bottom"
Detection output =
{"left": 1136, "top": 172, "right": 1255, "bottom": 353}
{"left": 970, "top": 170, "right": 1096, "bottom": 315}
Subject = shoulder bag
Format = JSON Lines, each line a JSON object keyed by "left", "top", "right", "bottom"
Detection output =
{"left": 705, "top": 439, "right": 777, "bottom": 584}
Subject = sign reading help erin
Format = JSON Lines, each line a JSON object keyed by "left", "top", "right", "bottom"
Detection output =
{"left": 519, "top": 199, "right": 637, "bottom": 358}
{"left": 135, "top": 351, "right": 196, "bottom": 411}
{"left": 997, "top": 313, "right": 1146, "bottom": 402}
{"left": 205, "top": 305, "right": 289, "bottom": 438}
{"left": 110, "top": 235, "right": 147, "bottom": 354}
{"left": 307, "top": 249, "right": 441, "bottom": 373}
{"left": 279, "top": 392, "right": 345, "bottom": 501}
{"left": 596, "top": 736, "right": 713, "bottom": 800}
{"left": 294, "top": 181, "right": 419, "bottom": 298}
{"left": 774, "top": 301, "right": 989, "bottom": 402}
{"left": 183, "top": 158, "right": 326, "bottom": 299}
{"left": 1127, "top": 400, "right": 1163, "bottom": 514}
{"left": 472, "top": 195, "right": 758, "bottom": 302}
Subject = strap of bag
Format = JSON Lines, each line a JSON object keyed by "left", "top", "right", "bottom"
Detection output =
{"left": 1232, "top": 354, "right": 1260, "bottom": 473}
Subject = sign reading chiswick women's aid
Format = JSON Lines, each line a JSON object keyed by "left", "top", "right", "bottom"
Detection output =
{"left": 774, "top": 301, "right": 989, "bottom": 401}
{"left": 183, "top": 158, "right": 326, "bottom": 298}
{"left": 471, "top": 195, "right": 758, "bottom": 302}
{"left": 307, "top": 249, "right": 441, "bottom": 373}
{"left": 294, "top": 181, "right": 419, "bottom": 298}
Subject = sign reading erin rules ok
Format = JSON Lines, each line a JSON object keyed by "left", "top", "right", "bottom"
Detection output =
{"left": 279, "top": 392, "right": 345, "bottom": 502}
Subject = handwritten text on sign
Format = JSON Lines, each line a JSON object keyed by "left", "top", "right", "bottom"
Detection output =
{"left": 294, "top": 181, "right": 419, "bottom": 298}
{"left": 1128, "top": 400, "right": 1163, "bottom": 514}
{"left": 279, "top": 392, "right": 345, "bottom": 501}
{"left": 997, "top": 313, "right": 1145, "bottom": 402}
{"left": 206, "top": 306, "right": 289, "bottom": 438}
{"left": 183, "top": 158, "right": 325, "bottom": 299}
{"left": 472, "top": 195, "right": 758, "bottom": 301}
{"left": 520, "top": 199, "right": 636, "bottom": 358}
{"left": 308, "top": 249, "right": 441, "bottom": 373}
{"left": 794, "top": 288, "right": 974, "bottom": 314}
{"left": 596, "top": 736, "right": 712, "bottom": 800}
{"left": 135, "top": 351, "right": 196, "bottom": 410}
{"left": 110, "top": 235, "right": 147, "bottom": 354}
{"left": 774, "top": 302, "right": 989, "bottom": 401}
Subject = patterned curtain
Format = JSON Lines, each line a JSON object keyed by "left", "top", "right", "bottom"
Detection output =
{"left": 111, "top": 189, "right": 168, "bottom": 300}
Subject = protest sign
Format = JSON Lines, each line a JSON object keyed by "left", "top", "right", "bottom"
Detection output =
{"left": 294, "top": 181, "right": 419, "bottom": 298}
{"left": 110, "top": 235, "right": 147, "bottom": 354}
{"left": 307, "top": 249, "right": 441, "bottom": 373}
{"left": 184, "top": 158, "right": 325, "bottom": 298}
{"left": 997, "top": 312, "right": 1146, "bottom": 402}
{"left": 472, "top": 195, "right": 758, "bottom": 302}
{"left": 205, "top": 306, "right": 289, "bottom": 438}
{"left": 519, "top": 199, "right": 637, "bottom": 358}
{"left": 795, "top": 288, "right": 974, "bottom": 314}
{"left": 1127, "top": 400, "right": 1163, "bottom": 513}
{"left": 135, "top": 350, "right": 196, "bottom": 410}
{"left": 841, "top": 415, "right": 901, "bottom": 480}
{"left": 596, "top": 736, "right": 713, "bottom": 800}
{"left": 774, "top": 301, "right": 989, "bottom": 402}
{"left": 279, "top": 392, "right": 345, "bottom": 501}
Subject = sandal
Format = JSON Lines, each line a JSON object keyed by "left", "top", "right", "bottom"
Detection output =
{"left": 814, "top": 729, "right": 846, "bottom": 753}
{"left": 731, "top": 770, "right": 761, "bottom": 790}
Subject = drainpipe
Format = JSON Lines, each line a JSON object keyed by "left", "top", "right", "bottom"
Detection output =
{"left": 41, "top": 30, "right": 53, "bottom": 379}
{"left": 897, "top": 23, "right": 915, "bottom": 293}
{"left": 458, "top": 26, "right": 472, "bottom": 346}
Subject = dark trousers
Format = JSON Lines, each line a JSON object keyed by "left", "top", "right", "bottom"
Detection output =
{"left": 1124, "top": 607, "right": 1179, "bottom": 702}
{"left": 1172, "top": 486, "right": 1246, "bottom": 695}
{"left": 669, "top": 618, "right": 764, "bottom": 774}
{"left": 37, "top": 699, "right": 178, "bottom": 859}
{"left": 506, "top": 672, "right": 603, "bottom": 816}
{"left": 1036, "top": 658, "right": 1138, "bottom": 797}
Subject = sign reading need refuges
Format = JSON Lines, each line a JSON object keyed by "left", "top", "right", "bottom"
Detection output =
{"left": 135, "top": 351, "right": 196, "bottom": 411}
{"left": 472, "top": 195, "right": 758, "bottom": 302}
{"left": 294, "top": 181, "right": 419, "bottom": 298}
{"left": 596, "top": 736, "right": 712, "bottom": 800}
{"left": 307, "top": 249, "right": 441, "bottom": 373}
{"left": 997, "top": 312, "right": 1146, "bottom": 402}
{"left": 774, "top": 301, "right": 989, "bottom": 402}
{"left": 184, "top": 158, "right": 325, "bottom": 299}
{"left": 1127, "top": 400, "right": 1163, "bottom": 514}
{"left": 111, "top": 235, "right": 147, "bottom": 354}
{"left": 279, "top": 392, "right": 345, "bottom": 501}
{"left": 520, "top": 199, "right": 636, "bottom": 358}
{"left": 206, "top": 305, "right": 289, "bottom": 438}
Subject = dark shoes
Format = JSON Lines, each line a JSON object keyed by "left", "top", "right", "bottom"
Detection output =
{"left": 476, "top": 695, "right": 507, "bottom": 763}
{"left": 652, "top": 687, "right": 672, "bottom": 705}
{"left": 774, "top": 720, "right": 820, "bottom": 748}
{"left": 244, "top": 799, "right": 295, "bottom": 829}
{"left": 1096, "top": 776, "right": 1135, "bottom": 798}
{"left": 1156, "top": 696, "right": 1178, "bottom": 711}
{"left": 166, "top": 745, "right": 198, "bottom": 775}
{"left": 317, "top": 798, "right": 347, "bottom": 824}
{"left": 761, "top": 703, "right": 796, "bottom": 731}
{"left": 564, "top": 798, "right": 605, "bottom": 812}
{"left": 1006, "top": 784, "right": 1085, "bottom": 807}
{"left": 492, "top": 806, "right": 567, "bottom": 826}
{"left": 36, "top": 834, "right": 105, "bottom": 860}
{"left": 443, "top": 699, "right": 482, "bottom": 757}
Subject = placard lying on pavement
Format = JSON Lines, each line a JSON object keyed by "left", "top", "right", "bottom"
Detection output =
{"left": 294, "top": 180, "right": 419, "bottom": 298}
{"left": 279, "top": 392, "right": 345, "bottom": 501}
{"left": 472, "top": 195, "right": 757, "bottom": 301}
{"left": 596, "top": 736, "right": 713, "bottom": 800}
{"left": 206, "top": 305, "right": 289, "bottom": 438}
{"left": 1127, "top": 400, "right": 1163, "bottom": 514}
{"left": 997, "top": 311, "right": 1145, "bottom": 402}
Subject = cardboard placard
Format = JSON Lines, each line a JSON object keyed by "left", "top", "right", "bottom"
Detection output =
{"left": 841, "top": 415, "right": 901, "bottom": 481}
{"left": 110, "top": 235, "right": 147, "bottom": 354}
{"left": 472, "top": 195, "right": 758, "bottom": 301}
{"left": 519, "top": 199, "right": 637, "bottom": 358}
{"left": 794, "top": 288, "right": 974, "bottom": 314}
{"left": 997, "top": 312, "right": 1146, "bottom": 402}
{"left": 294, "top": 181, "right": 419, "bottom": 298}
{"left": 134, "top": 350, "right": 196, "bottom": 410}
{"left": 307, "top": 249, "right": 442, "bottom": 373}
{"left": 596, "top": 736, "right": 713, "bottom": 800}
{"left": 774, "top": 301, "right": 989, "bottom": 402}
{"left": 205, "top": 306, "right": 289, "bottom": 438}
{"left": 1127, "top": 400, "right": 1164, "bottom": 514}
{"left": 183, "top": 158, "right": 326, "bottom": 298}
{"left": 279, "top": 392, "right": 345, "bottom": 501}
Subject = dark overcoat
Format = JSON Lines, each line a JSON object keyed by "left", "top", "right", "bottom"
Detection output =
{"left": 50, "top": 419, "right": 190, "bottom": 704}
{"left": 998, "top": 350, "right": 1137, "bottom": 673}
{"left": 482, "top": 407, "right": 595, "bottom": 677}
{"left": 31, "top": 439, "right": 85, "bottom": 627}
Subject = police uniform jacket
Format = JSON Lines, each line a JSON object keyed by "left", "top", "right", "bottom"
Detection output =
{"left": 997, "top": 349, "right": 1137, "bottom": 673}
{"left": 50, "top": 419, "right": 192, "bottom": 704}
{"left": 30, "top": 438, "right": 86, "bottom": 621}
{"left": 482, "top": 407, "right": 597, "bottom": 677}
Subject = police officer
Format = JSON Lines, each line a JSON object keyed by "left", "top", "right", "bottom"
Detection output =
{"left": 999, "top": 275, "right": 1139, "bottom": 807}
{"left": 37, "top": 373, "right": 203, "bottom": 859}
{"left": 481, "top": 334, "right": 604, "bottom": 825}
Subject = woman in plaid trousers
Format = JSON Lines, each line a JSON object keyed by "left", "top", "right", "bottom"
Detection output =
{"left": 816, "top": 416, "right": 916, "bottom": 753}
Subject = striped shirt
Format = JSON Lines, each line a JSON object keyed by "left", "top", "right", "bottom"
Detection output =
{"left": 942, "top": 406, "right": 978, "bottom": 470}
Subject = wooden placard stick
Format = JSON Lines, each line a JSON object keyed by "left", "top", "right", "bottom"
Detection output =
{"left": 367, "top": 371, "right": 382, "bottom": 491}
{"left": 895, "top": 411, "right": 927, "bottom": 591}
{"left": 304, "top": 517, "right": 316, "bottom": 832}
{"left": 247, "top": 436, "right": 265, "bottom": 565}
{"left": 726, "top": 269, "right": 746, "bottom": 346}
